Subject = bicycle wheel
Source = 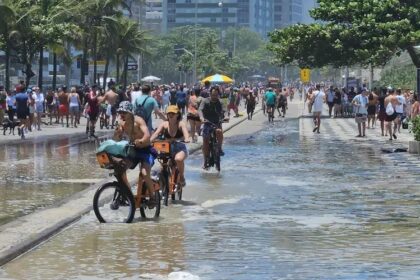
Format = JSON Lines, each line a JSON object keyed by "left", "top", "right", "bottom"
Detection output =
{"left": 140, "top": 183, "right": 161, "bottom": 218}
{"left": 160, "top": 170, "right": 170, "bottom": 207}
{"left": 213, "top": 143, "right": 221, "bottom": 172}
{"left": 171, "top": 168, "right": 178, "bottom": 201}
{"left": 93, "top": 182, "right": 135, "bottom": 223}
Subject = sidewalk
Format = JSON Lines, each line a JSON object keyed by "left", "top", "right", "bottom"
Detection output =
{"left": 298, "top": 100, "right": 420, "bottom": 169}
{"left": 0, "top": 104, "right": 251, "bottom": 266}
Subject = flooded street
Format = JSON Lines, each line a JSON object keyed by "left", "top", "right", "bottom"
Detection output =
{"left": 0, "top": 134, "right": 109, "bottom": 225}
{"left": 1, "top": 115, "right": 420, "bottom": 279}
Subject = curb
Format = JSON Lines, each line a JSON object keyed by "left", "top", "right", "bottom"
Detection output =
{"left": 0, "top": 112, "right": 251, "bottom": 266}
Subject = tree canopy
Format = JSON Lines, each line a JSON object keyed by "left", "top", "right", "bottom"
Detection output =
{"left": 268, "top": 0, "right": 420, "bottom": 68}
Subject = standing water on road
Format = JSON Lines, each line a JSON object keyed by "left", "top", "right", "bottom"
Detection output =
{"left": 1, "top": 118, "right": 420, "bottom": 279}
{"left": 0, "top": 135, "right": 109, "bottom": 225}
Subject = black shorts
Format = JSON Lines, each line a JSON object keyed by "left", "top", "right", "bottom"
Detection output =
{"left": 17, "top": 109, "right": 29, "bottom": 120}
{"left": 367, "top": 105, "right": 376, "bottom": 115}
{"left": 187, "top": 113, "right": 200, "bottom": 122}
{"left": 385, "top": 112, "right": 397, "bottom": 122}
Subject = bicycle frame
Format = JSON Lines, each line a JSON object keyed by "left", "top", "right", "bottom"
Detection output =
{"left": 152, "top": 140, "right": 183, "bottom": 204}
{"left": 97, "top": 152, "right": 159, "bottom": 209}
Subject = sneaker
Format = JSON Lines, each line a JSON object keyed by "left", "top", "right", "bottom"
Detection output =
{"left": 220, "top": 149, "right": 225, "bottom": 156}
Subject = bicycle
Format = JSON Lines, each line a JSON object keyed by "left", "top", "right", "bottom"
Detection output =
{"left": 93, "top": 144, "right": 161, "bottom": 223}
{"left": 203, "top": 120, "right": 227, "bottom": 172}
{"left": 267, "top": 104, "right": 275, "bottom": 123}
{"left": 152, "top": 140, "right": 183, "bottom": 206}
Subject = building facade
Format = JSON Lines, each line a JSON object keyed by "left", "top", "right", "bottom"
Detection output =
{"left": 161, "top": 0, "right": 313, "bottom": 37}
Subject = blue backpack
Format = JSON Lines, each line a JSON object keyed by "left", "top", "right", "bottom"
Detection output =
{"left": 134, "top": 96, "right": 150, "bottom": 123}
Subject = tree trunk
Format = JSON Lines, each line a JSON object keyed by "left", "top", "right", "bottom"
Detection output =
{"left": 407, "top": 46, "right": 420, "bottom": 68}
{"left": 52, "top": 52, "right": 57, "bottom": 90}
{"left": 123, "top": 55, "right": 129, "bottom": 89}
{"left": 103, "top": 56, "right": 110, "bottom": 90}
{"left": 93, "top": 32, "right": 97, "bottom": 86}
{"left": 116, "top": 54, "right": 120, "bottom": 84}
{"left": 38, "top": 46, "right": 43, "bottom": 90}
{"left": 80, "top": 38, "right": 88, "bottom": 85}
{"left": 25, "top": 63, "right": 32, "bottom": 87}
{"left": 5, "top": 43, "right": 10, "bottom": 92}
{"left": 408, "top": 46, "right": 420, "bottom": 98}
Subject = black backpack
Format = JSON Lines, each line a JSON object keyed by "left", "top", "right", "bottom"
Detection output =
{"left": 134, "top": 96, "right": 150, "bottom": 123}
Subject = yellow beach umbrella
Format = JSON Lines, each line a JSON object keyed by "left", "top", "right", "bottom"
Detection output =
{"left": 201, "top": 74, "right": 234, "bottom": 83}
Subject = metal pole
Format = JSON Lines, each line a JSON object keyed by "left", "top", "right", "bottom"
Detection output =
{"left": 194, "top": 0, "right": 198, "bottom": 85}
{"left": 219, "top": 1, "right": 223, "bottom": 49}
{"left": 345, "top": 66, "right": 349, "bottom": 91}
{"left": 417, "top": 68, "right": 420, "bottom": 99}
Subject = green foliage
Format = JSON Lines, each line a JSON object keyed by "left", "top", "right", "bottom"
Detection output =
{"left": 269, "top": 0, "right": 420, "bottom": 69}
{"left": 410, "top": 116, "right": 420, "bottom": 141}
{"left": 143, "top": 26, "right": 275, "bottom": 83}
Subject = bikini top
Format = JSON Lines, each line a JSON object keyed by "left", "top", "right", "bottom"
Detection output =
{"left": 163, "top": 126, "right": 183, "bottom": 139}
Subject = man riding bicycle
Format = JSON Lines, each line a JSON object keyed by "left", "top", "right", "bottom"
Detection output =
{"left": 198, "top": 86, "right": 227, "bottom": 169}
{"left": 265, "top": 87, "right": 276, "bottom": 117}
{"left": 113, "top": 101, "right": 157, "bottom": 204}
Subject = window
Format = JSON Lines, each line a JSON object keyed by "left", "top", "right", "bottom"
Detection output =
{"left": 211, "top": 18, "right": 216, "bottom": 22}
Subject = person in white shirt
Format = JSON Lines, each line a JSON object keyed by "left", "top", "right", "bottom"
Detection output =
{"left": 352, "top": 90, "right": 369, "bottom": 137}
{"left": 311, "top": 84, "right": 326, "bottom": 133}
{"left": 395, "top": 88, "right": 406, "bottom": 133}
{"left": 161, "top": 87, "right": 171, "bottom": 112}
{"left": 32, "top": 87, "right": 44, "bottom": 131}
{"left": 130, "top": 84, "right": 142, "bottom": 106}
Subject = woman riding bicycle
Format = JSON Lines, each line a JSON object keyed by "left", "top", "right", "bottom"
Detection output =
{"left": 151, "top": 105, "right": 190, "bottom": 187}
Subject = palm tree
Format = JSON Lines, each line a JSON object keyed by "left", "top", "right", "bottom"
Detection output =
{"left": 74, "top": 0, "right": 128, "bottom": 85}
{"left": 112, "top": 16, "right": 150, "bottom": 88}
{"left": 0, "top": 1, "right": 17, "bottom": 91}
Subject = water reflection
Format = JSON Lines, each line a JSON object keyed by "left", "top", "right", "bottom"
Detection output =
{"left": 2, "top": 119, "right": 420, "bottom": 279}
{"left": 0, "top": 134, "right": 110, "bottom": 225}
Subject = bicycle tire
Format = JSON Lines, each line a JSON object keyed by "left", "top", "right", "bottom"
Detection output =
{"left": 213, "top": 144, "right": 221, "bottom": 172}
{"left": 160, "top": 170, "right": 170, "bottom": 207}
{"left": 140, "top": 183, "right": 161, "bottom": 218}
{"left": 177, "top": 188, "right": 183, "bottom": 200}
{"left": 171, "top": 168, "right": 178, "bottom": 201}
{"left": 93, "top": 182, "right": 135, "bottom": 223}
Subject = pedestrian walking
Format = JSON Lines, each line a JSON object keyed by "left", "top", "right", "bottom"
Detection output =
{"left": 15, "top": 85, "right": 29, "bottom": 139}
{"left": 367, "top": 90, "right": 378, "bottom": 129}
{"left": 33, "top": 87, "right": 44, "bottom": 131}
{"left": 352, "top": 90, "right": 368, "bottom": 137}
{"left": 311, "top": 84, "right": 326, "bottom": 133}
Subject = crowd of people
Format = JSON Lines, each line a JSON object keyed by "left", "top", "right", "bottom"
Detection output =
{"left": 303, "top": 84, "right": 419, "bottom": 140}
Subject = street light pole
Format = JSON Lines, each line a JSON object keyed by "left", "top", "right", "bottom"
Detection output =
{"left": 218, "top": 1, "right": 223, "bottom": 49}
{"left": 194, "top": 0, "right": 198, "bottom": 85}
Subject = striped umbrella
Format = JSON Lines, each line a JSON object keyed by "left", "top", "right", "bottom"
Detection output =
{"left": 201, "top": 74, "right": 234, "bottom": 83}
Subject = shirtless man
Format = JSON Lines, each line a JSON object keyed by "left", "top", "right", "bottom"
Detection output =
{"left": 58, "top": 87, "right": 69, "bottom": 127}
{"left": 384, "top": 88, "right": 400, "bottom": 140}
{"left": 98, "top": 85, "right": 119, "bottom": 129}
{"left": 113, "top": 101, "right": 156, "bottom": 201}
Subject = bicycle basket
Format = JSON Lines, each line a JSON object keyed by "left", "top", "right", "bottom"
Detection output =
{"left": 152, "top": 140, "right": 171, "bottom": 155}
{"left": 96, "top": 152, "right": 113, "bottom": 169}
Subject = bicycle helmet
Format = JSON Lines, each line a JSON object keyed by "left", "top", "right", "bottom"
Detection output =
{"left": 117, "top": 101, "right": 133, "bottom": 114}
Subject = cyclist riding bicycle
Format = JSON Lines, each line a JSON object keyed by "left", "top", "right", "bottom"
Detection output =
{"left": 198, "top": 86, "right": 227, "bottom": 169}
{"left": 265, "top": 87, "right": 276, "bottom": 116}
{"left": 151, "top": 105, "right": 190, "bottom": 187}
{"left": 113, "top": 101, "right": 157, "bottom": 204}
